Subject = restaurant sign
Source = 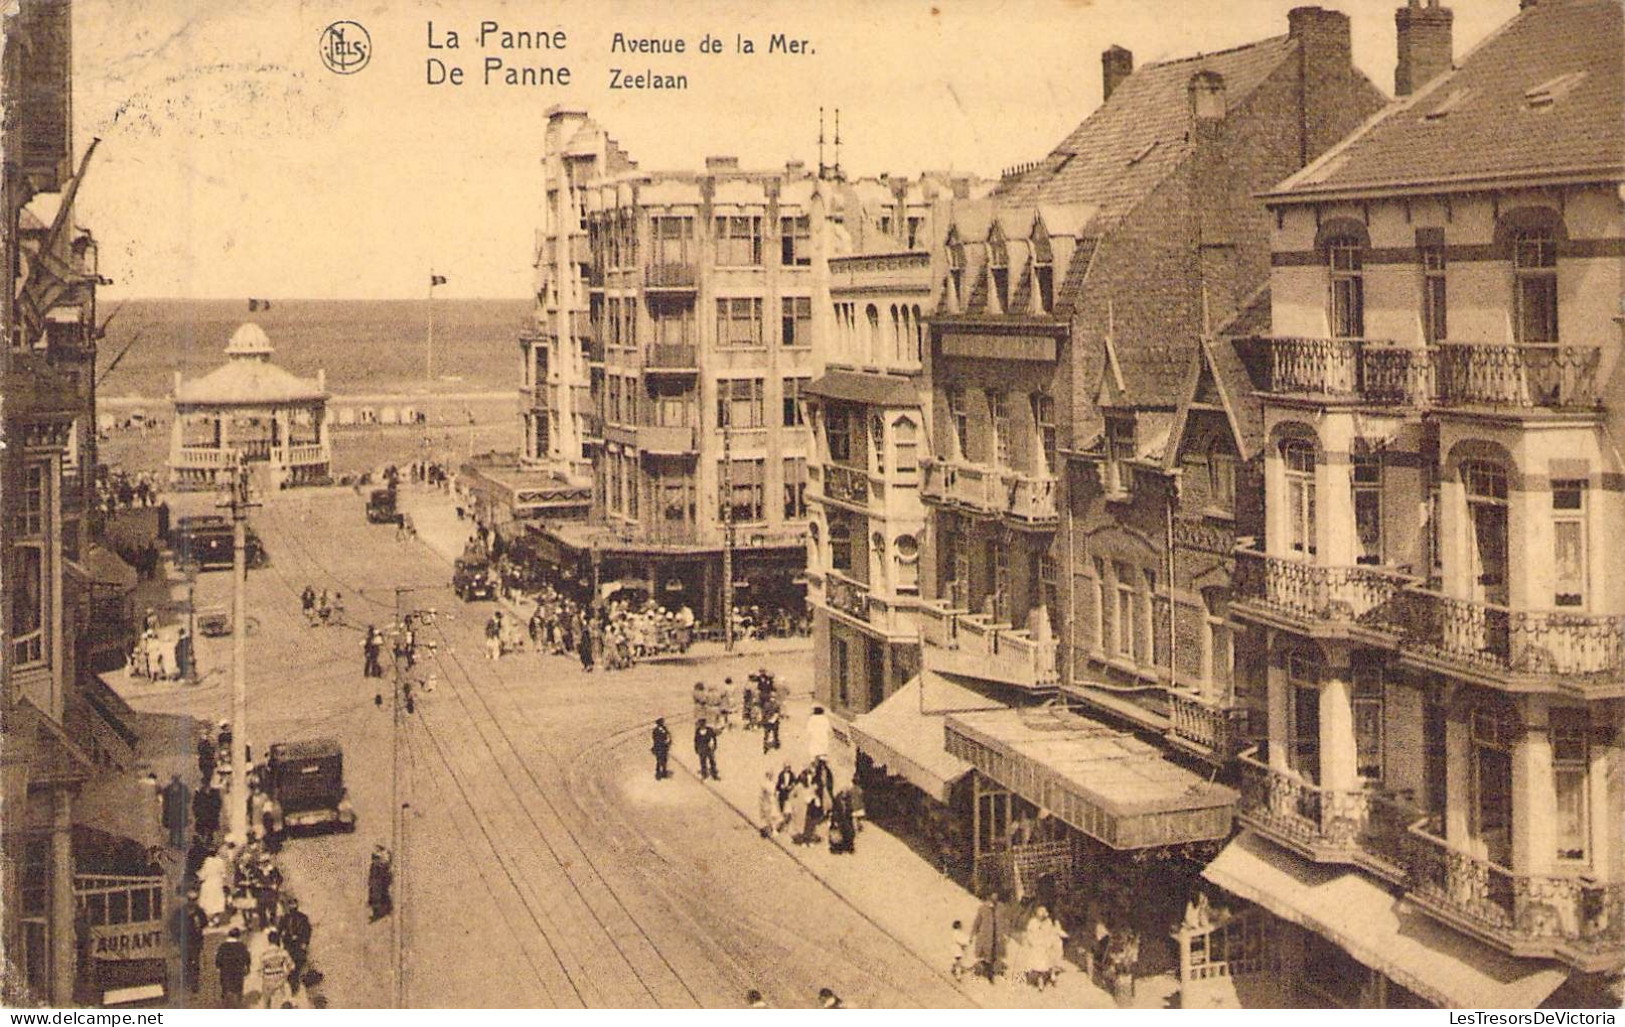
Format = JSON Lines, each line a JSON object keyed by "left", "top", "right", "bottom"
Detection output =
{"left": 90, "top": 921, "right": 172, "bottom": 961}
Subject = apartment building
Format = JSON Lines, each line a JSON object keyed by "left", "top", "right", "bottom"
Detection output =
{"left": 1190, "top": 0, "right": 1625, "bottom": 1007}
{"left": 519, "top": 109, "right": 822, "bottom": 622}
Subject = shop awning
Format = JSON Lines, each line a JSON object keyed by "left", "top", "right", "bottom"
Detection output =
{"left": 1203, "top": 832, "right": 1570, "bottom": 1009}
{"left": 805, "top": 369, "right": 920, "bottom": 409}
{"left": 849, "top": 672, "right": 1004, "bottom": 803}
{"left": 944, "top": 707, "right": 1236, "bottom": 849}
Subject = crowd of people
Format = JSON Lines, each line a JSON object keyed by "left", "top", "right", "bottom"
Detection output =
{"left": 299, "top": 585, "right": 347, "bottom": 628}
{"left": 129, "top": 607, "right": 194, "bottom": 682}
{"left": 99, "top": 468, "right": 162, "bottom": 513}
{"left": 954, "top": 899, "right": 1072, "bottom": 992}
{"left": 182, "top": 723, "right": 322, "bottom": 1009}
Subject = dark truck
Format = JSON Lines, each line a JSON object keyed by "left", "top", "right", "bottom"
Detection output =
{"left": 366, "top": 486, "right": 398, "bottom": 524}
{"left": 171, "top": 515, "right": 266, "bottom": 571}
{"left": 264, "top": 738, "right": 357, "bottom": 837}
{"left": 453, "top": 554, "right": 496, "bottom": 601}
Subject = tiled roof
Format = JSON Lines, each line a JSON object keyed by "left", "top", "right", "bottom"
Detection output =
{"left": 994, "top": 35, "right": 1298, "bottom": 222}
{"left": 1273, "top": 0, "right": 1624, "bottom": 198}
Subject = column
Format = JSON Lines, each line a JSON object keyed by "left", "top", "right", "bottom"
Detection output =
{"left": 1514, "top": 696, "right": 1552, "bottom": 875}
{"left": 1444, "top": 704, "right": 1471, "bottom": 847}
{"left": 1318, "top": 651, "right": 1358, "bottom": 797}
{"left": 1266, "top": 633, "right": 1290, "bottom": 772}
{"left": 50, "top": 789, "right": 75, "bottom": 1006}
{"left": 1316, "top": 442, "right": 1356, "bottom": 567}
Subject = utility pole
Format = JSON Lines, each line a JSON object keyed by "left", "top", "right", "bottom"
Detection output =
{"left": 220, "top": 454, "right": 257, "bottom": 843}
{"left": 392, "top": 586, "right": 414, "bottom": 1009}
{"left": 721, "top": 414, "right": 735, "bottom": 653}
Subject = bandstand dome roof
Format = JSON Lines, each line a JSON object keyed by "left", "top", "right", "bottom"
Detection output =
{"left": 174, "top": 323, "right": 326, "bottom": 407}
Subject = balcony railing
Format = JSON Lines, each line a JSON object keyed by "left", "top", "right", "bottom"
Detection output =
{"left": 824, "top": 571, "right": 869, "bottom": 621}
{"left": 637, "top": 424, "right": 697, "bottom": 453}
{"left": 1404, "top": 826, "right": 1625, "bottom": 965}
{"left": 1393, "top": 589, "right": 1624, "bottom": 682}
{"left": 824, "top": 464, "right": 869, "bottom": 506}
{"left": 1236, "top": 747, "right": 1369, "bottom": 858}
{"left": 645, "top": 263, "right": 698, "bottom": 290}
{"left": 284, "top": 443, "right": 327, "bottom": 465}
{"left": 1168, "top": 691, "right": 1252, "bottom": 759}
{"left": 924, "top": 460, "right": 1057, "bottom": 526}
{"left": 171, "top": 447, "right": 236, "bottom": 468}
{"left": 1232, "top": 550, "right": 1412, "bottom": 627}
{"left": 920, "top": 600, "right": 1059, "bottom": 690}
{"left": 1433, "top": 342, "right": 1602, "bottom": 411}
{"left": 645, "top": 344, "right": 699, "bottom": 371}
{"left": 1001, "top": 470, "right": 1059, "bottom": 525}
{"left": 1261, "top": 336, "right": 1365, "bottom": 397}
{"left": 1361, "top": 344, "right": 1434, "bottom": 407}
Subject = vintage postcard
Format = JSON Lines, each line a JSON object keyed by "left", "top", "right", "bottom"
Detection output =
{"left": 3, "top": 0, "right": 1622, "bottom": 1012}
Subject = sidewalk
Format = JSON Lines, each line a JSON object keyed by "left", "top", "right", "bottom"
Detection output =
{"left": 667, "top": 696, "right": 1175, "bottom": 1009}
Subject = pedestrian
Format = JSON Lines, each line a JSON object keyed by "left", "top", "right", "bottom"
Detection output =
{"left": 579, "top": 616, "right": 596, "bottom": 672}
{"left": 758, "top": 772, "right": 779, "bottom": 838}
{"left": 484, "top": 613, "right": 502, "bottom": 661}
{"left": 691, "top": 680, "right": 709, "bottom": 723}
{"left": 828, "top": 788, "right": 856, "bottom": 855}
{"left": 774, "top": 763, "right": 797, "bottom": 821}
{"left": 694, "top": 718, "right": 719, "bottom": 781}
{"left": 364, "top": 626, "right": 383, "bottom": 678}
{"left": 301, "top": 585, "right": 317, "bottom": 626}
{"left": 650, "top": 718, "right": 672, "bottom": 780}
{"left": 175, "top": 628, "right": 195, "bottom": 681}
{"left": 181, "top": 892, "right": 207, "bottom": 993}
{"left": 971, "top": 896, "right": 1002, "bottom": 982}
{"left": 162, "top": 774, "right": 190, "bottom": 848}
{"left": 197, "top": 728, "right": 217, "bottom": 785}
{"left": 260, "top": 929, "right": 295, "bottom": 1008}
{"left": 214, "top": 926, "right": 251, "bottom": 1008}
{"left": 317, "top": 589, "right": 331, "bottom": 626}
{"left": 755, "top": 667, "right": 775, "bottom": 711}
{"left": 368, "top": 845, "right": 393, "bottom": 921}
{"left": 760, "top": 696, "right": 782, "bottom": 754}
{"left": 806, "top": 705, "right": 831, "bottom": 763}
{"left": 278, "top": 897, "right": 313, "bottom": 995}
{"left": 809, "top": 756, "right": 835, "bottom": 809}
{"left": 745, "top": 989, "right": 769, "bottom": 1008}
{"left": 742, "top": 686, "right": 758, "bottom": 730}
{"left": 950, "top": 919, "right": 970, "bottom": 979}
{"left": 718, "top": 678, "right": 737, "bottom": 732}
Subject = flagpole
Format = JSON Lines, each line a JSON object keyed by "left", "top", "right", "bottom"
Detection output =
{"left": 426, "top": 273, "right": 436, "bottom": 380}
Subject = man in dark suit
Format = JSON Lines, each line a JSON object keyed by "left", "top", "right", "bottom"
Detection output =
{"left": 694, "top": 718, "right": 720, "bottom": 780}
{"left": 278, "top": 897, "right": 314, "bottom": 994}
{"left": 651, "top": 718, "right": 672, "bottom": 780}
{"left": 215, "top": 927, "right": 251, "bottom": 1008}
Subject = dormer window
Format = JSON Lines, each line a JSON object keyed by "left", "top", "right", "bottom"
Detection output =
{"left": 947, "top": 244, "right": 965, "bottom": 312}
{"left": 1105, "top": 417, "right": 1135, "bottom": 496}
{"left": 1032, "top": 230, "right": 1055, "bottom": 314}
{"left": 988, "top": 236, "right": 1011, "bottom": 313}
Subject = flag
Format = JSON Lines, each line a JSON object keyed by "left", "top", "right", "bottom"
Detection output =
{"left": 430, "top": 274, "right": 448, "bottom": 287}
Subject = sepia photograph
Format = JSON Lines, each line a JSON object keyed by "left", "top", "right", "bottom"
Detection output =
{"left": 2, "top": 0, "right": 1623, "bottom": 1012}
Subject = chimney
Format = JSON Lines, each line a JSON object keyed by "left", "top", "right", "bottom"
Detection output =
{"left": 1289, "top": 6, "right": 1354, "bottom": 166}
{"left": 1395, "top": 0, "right": 1454, "bottom": 96}
{"left": 1102, "top": 45, "right": 1134, "bottom": 102}
{"left": 704, "top": 155, "right": 739, "bottom": 171}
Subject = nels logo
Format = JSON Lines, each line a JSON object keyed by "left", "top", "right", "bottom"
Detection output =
{"left": 320, "top": 21, "right": 372, "bottom": 75}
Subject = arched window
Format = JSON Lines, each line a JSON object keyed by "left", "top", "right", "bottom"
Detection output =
{"left": 1462, "top": 459, "right": 1509, "bottom": 607}
{"left": 866, "top": 304, "right": 881, "bottom": 360}
{"left": 890, "top": 305, "right": 902, "bottom": 363}
{"left": 1282, "top": 439, "right": 1317, "bottom": 557}
{"left": 1513, "top": 226, "right": 1558, "bottom": 344}
{"left": 912, "top": 305, "right": 925, "bottom": 362}
{"left": 1326, "top": 234, "right": 1365, "bottom": 338}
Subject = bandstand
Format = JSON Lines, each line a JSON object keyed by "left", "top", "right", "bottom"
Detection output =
{"left": 168, "top": 323, "right": 331, "bottom": 490}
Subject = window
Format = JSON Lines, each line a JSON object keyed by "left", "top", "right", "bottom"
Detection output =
{"left": 1327, "top": 235, "right": 1365, "bottom": 338}
{"left": 1353, "top": 660, "right": 1385, "bottom": 781}
{"left": 606, "top": 297, "right": 622, "bottom": 347}
{"left": 1106, "top": 417, "right": 1135, "bottom": 495}
{"left": 1032, "top": 393, "right": 1056, "bottom": 474}
{"left": 1513, "top": 227, "right": 1558, "bottom": 344}
{"left": 1034, "top": 241, "right": 1055, "bottom": 314}
{"left": 14, "top": 460, "right": 46, "bottom": 535}
{"left": 990, "top": 540, "right": 1010, "bottom": 623}
{"left": 650, "top": 298, "right": 695, "bottom": 346}
{"left": 1421, "top": 242, "right": 1447, "bottom": 344}
{"left": 1470, "top": 705, "right": 1516, "bottom": 866}
{"left": 12, "top": 544, "right": 45, "bottom": 666}
{"left": 871, "top": 414, "right": 886, "bottom": 475}
{"left": 1283, "top": 440, "right": 1317, "bottom": 557}
{"left": 1091, "top": 557, "right": 1108, "bottom": 651}
{"left": 651, "top": 216, "right": 693, "bottom": 266}
{"left": 609, "top": 452, "right": 624, "bottom": 513}
{"left": 1553, "top": 480, "right": 1587, "bottom": 607}
{"left": 1113, "top": 561, "right": 1137, "bottom": 660}
{"left": 715, "top": 215, "right": 763, "bottom": 266}
{"left": 660, "top": 474, "right": 695, "bottom": 525}
{"left": 948, "top": 245, "right": 965, "bottom": 311}
{"left": 780, "top": 296, "right": 812, "bottom": 348}
{"left": 716, "top": 297, "right": 763, "bottom": 348}
{"left": 989, "top": 237, "right": 1010, "bottom": 312}
{"left": 894, "top": 418, "right": 919, "bottom": 479}
{"left": 906, "top": 216, "right": 924, "bottom": 249}
{"left": 780, "top": 215, "right": 811, "bottom": 266}
{"left": 1288, "top": 653, "right": 1321, "bottom": 783}
{"left": 989, "top": 392, "right": 1011, "bottom": 467}
{"left": 826, "top": 407, "right": 851, "bottom": 463}
{"left": 829, "top": 517, "right": 853, "bottom": 572}
{"left": 895, "top": 533, "right": 920, "bottom": 593}
{"left": 782, "top": 378, "right": 808, "bottom": 428}
{"left": 1038, "top": 554, "right": 1059, "bottom": 618}
{"left": 1207, "top": 439, "right": 1236, "bottom": 515}
{"left": 948, "top": 388, "right": 970, "bottom": 459}
{"left": 716, "top": 378, "right": 765, "bottom": 429}
{"left": 721, "top": 458, "right": 765, "bottom": 522}
{"left": 1353, "top": 453, "right": 1383, "bottom": 566}
{"left": 783, "top": 457, "right": 808, "bottom": 519}
{"left": 1552, "top": 708, "right": 1589, "bottom": 862}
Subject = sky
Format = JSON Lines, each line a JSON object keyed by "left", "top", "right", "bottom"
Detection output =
{"left": 66, "top": 0, "right": 1524, "bottom": 300}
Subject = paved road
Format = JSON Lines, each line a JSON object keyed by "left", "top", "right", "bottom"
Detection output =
{"left": 175, "top": 488, "right": 969, "bottom": 1009}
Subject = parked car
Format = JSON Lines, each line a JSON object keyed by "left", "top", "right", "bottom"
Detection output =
{"left": 453, "top": 556, "right": 495, "bottom": 601}
{"left": 171, "top": 515, "right": 266, "bottom": 571}
{"left": 367, "top": 487, "right": 397, "bottom": 524}
{"left": 263, "top": 738, "right": 357, "bottom": 837}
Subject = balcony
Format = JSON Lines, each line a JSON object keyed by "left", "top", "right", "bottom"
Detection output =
{"left": 1391, "top": 589, "right": 1624, "bottom": 690}
{"left": 919, "top": 599, "right": 1059, "bottom": 692}
{"left": 823, "top": 464, "right": 869, "bottom": 507}
{"left": 824, "top": 571, "right": 870, "bottom": 622}
{"left": 645, "top": 263, "right": 698, "bottom": 291}
{"left": 1433, "top": 342, "right": 1602, "bottom": 412}
{"left": 1231, "top": 550, "right": 1413, "bottom": 634}
{"left": 1255, "top": 337, "right": 1432, "bottom": 407}
{"left": 923, "top": 460, "right": 1058, "bottom": 528}
{"left": 645, "top": 344, "right": 699, "bottom": 374}
{"left": 284, "top": 443, "right": 327, "bottom": 466}
{"left": 1235, "top": 747, "right": 1370, "bottom": 862}
{"left": 570, "top": 310, "right": 593, "bottom": 340}
{"left": 1167, "top": 690, "right": 1252, "bottom": 761}
{"left": 636, "top": 424, "right": 697, "bottom": 454}
{"left": 1001, "top": 470, "right": 1059, "bottom": 527}
{"left": 1404, "top": 826, "right": 1625, "bottom": 970}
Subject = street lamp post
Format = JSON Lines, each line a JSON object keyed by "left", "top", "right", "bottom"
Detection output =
{"left": 221, "top": 454, "right": 257, "bottom": 843}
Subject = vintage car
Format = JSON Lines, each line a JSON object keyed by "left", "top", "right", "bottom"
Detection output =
{"left": 453, "top": 556, "right": 496, "bottom": 601}
{"left": 366, "top": 486, "right": 398, "bottom": 524}
{"left": 264, "top": 738, "right": 357, "bottom": 836}
{"left": 171, "top": 515, "right": 266, "bottom": 571}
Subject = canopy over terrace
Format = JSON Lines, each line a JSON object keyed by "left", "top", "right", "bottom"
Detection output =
{"left": 945, "top": 706, "right": 1236, "bottom": 850}
{"left": 168, "top": 323, "right": 331, "bottom": 490}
